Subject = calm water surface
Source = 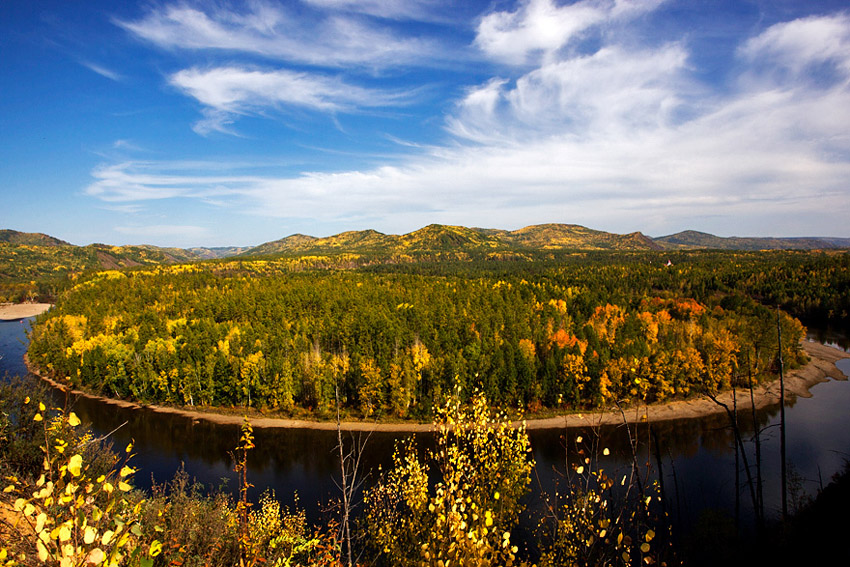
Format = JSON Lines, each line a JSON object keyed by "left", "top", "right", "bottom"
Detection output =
{"left": 2, "top": 317, "right": 849, "bottom": 535}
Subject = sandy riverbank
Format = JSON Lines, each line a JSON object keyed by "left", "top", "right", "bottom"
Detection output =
{"left": 0, "top": 303, "right": 52, "bottom": 321}
{"left": 28, "top": 340, "right": 849, "bottom": 433}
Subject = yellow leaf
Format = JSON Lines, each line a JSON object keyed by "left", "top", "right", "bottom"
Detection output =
{"left": 2, "top": 485, "right": 14, "bottom": 493}
{"left": 35, "top": 513, "right": 46, "bottom": 533}
{"left": 39, "top": 402, "right": 46, "bottom": 412}
{"left": 36, "top": 540, "right": 48, "bottom": 562}
{"left": 646, "top": 529, "right": 655, "bottom": 541}
{"left": 86, "top": 548, "right": 105, "bottom": 565}
{"left": 33, "top": 413, "right": 43, "bottom": 422}
{"left": 67, "top": 413, "right": 81, "bottom": 427}
{"left": 24, "top": 396, "right": 30, "bottom": 404}
{"left": 149, "top": 540, "right": 163, "bottom": 557}
{"left": 641, "top": 542, "right": 651, "bottom": 553}
{"left": 59, "top": 525, "right": 71, "bottom": 542}
{"left": 125, "top": 442, "right": 133, "bottom": 453}
{"left": 101, "top": 530, "right": 114, "bottom": 546}
{"left": 67, "top": 454, "right": 83, "bottom": 477}
{"left": 84, "top": 526, "right": 97, "bottom": 545}
{"left": 603, "top": 448, "right": 610, "bottom": 456}
{"left": 118, "top": 481, "right": 132, "bottom": 492}
{"left": 119, "top": 466, "right": 135, "bottom": 478}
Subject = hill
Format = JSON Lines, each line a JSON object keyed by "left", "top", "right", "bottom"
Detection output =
{"left": 502, "top": 224, "right": 661, "bottom": 250}
{"left": 185, "top": 246, "right": 253, "bottom": 260}
{"left": 654, "top": 230, "right": 844, "bottom": 250}
{"left": 242, "top": 223, "right": 661, "bottom": 257}
{"left": 0, "top": 229, "right": 69, "bottom": 246}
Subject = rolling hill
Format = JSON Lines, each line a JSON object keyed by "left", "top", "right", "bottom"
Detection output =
{"left": 2, "top": 224, "right": 847, "bottom": 286}
{"left": 0, "top": 229, "right": 69, "bottom": 247}
{"left": 242, "top": 223, "right": 664, "bottom": 257}
{"left": 653, "top": 230, "right": 845, "bottom": 251}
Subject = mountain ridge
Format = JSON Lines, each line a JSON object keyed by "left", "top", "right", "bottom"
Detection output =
{"left": 2, "top": 223, "right": 848, "bottom": 284}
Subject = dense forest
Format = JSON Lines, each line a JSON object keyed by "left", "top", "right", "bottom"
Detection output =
{"left": 25, "top": 249, "right": 847, "bottom": 420}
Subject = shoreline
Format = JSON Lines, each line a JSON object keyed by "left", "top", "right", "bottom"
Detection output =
{"left": 27, "top": 340, "right": 849, "bottom": 433}
{"left": 0, "top": 303, "right": 52, "bottom": 321}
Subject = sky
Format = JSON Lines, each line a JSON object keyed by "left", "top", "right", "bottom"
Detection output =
{"left": 2, "top": 0, "right": 850, "bottom": 248}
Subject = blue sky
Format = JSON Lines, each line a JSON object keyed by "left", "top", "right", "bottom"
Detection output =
{"left": 2, "top": 0, "right": 849, "bottom": 247}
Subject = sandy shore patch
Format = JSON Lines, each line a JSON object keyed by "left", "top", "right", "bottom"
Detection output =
{"left": 0, "top": 303, "right": 52, "bottom": 321}
{"left": 28, "top": 340, "right": 849, "bottom": 433}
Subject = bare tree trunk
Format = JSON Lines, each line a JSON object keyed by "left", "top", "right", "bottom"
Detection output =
{"left": 777, "top": 310, "right": 788, "bottom": 522}
{"left": 747, "top": 350, "right": 764, "bottom": 534}
{"left": 707, "top": 392, "right": 759, "bottom": 521}
{"left": 651, "top": 428, "right": 669, "bottom": 518}
{"left": 733, "top": 385, "right": 740, "bottom": 534}
{"left": 335, "top": 381, "right": 353, "bottom": 567}
{"left": 335, "top": 377, "right": 371, "bottom": 567}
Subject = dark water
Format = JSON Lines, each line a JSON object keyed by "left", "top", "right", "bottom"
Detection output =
{"left": 2, "top": 317, "right": 849, "bottom": 536}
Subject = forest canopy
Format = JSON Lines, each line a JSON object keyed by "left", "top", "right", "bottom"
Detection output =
{"left": 27, "top": 250, "right": 846, "bottom": 419}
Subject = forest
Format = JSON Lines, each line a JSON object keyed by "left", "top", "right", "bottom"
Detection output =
{"left": 24, "top": 249, "right": 846, "bottom": 420}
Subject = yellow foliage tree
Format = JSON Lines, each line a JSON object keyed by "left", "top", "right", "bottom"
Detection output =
{"left": 364, "top": 390, "right": 533, "bottom": 567}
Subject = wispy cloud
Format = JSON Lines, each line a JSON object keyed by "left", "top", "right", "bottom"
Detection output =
{"left": 474, "top": 0, "right": 665, "bottom": 65}
{"left": 85, "top": 161, "right": 261, "bottom": 202}
{"left": 100, "top": 204, "right": 145, "bottom": 214}
{"left": 79, "top": 60, "right": 123, "bottom": 81}
{"left": 737, "top": 12, "right": 850, "bottom": 87}
{"left": 448, "top": 43, "right": 692, "bottom": 143}
{"left": 169, "top": 65, "right": 416, "bottom": 134}
{"left": 302, "top": 0, "right": 447, "bottom": 22}
{"left": 117, "top": 1, "right": 448, "bottom": 68}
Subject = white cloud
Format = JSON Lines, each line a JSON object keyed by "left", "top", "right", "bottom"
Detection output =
{"left": 302, "top": 0, "right": 445, "bottom": 21}
{"left": 85, "top": 162, "right": 260, "bottom": 202}
{"left": 80, "top": 61, "right": 123, "bottom": 81}
{"left": 117, "top": 2, "right": 444, "bottom": 68}
{"left": 449, "top": 43, "right": 692, "bottom": 143}
{"left": 474, "top": 0, "right": 666, "bottom": 65}
{"left": 738, "top": 12, "right": 850, "bottom": 83}
{"left": 169, "top": 65, "right": 415, "bottom": 134}
{"left": 475, "top": 0, "right": 606, "bottom": 65}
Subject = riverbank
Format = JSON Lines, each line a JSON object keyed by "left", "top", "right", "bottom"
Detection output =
{"left": 27, "top": 340, "right": 848, "bottom": 433}
{"left": 0, "top": 303, "right": 52, "bottom": 321}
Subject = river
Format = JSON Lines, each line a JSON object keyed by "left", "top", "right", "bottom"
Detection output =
{"left": 2, "top": 316, "right": 849, "bottom": 541}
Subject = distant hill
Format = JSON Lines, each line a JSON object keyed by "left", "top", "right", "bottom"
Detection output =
{"left": 500, "top": 224, "right": 661, "bottom": 250}
{"left": 0, "top": 229, "right": 69, "bottom": 246}
{"left": 242, "top": 223, "right": 662, "bottom": 257}
{"left": 0, "top": 242, "right": 205, "bottom": 281}
{"left": 184, "top": 246, "right": 253, "bottom": 260}
{"left": 2, "top": 225, "right": 848, "bottom": 285}
{"left": 654, "top": 230, "right": 844, "bottom": 251}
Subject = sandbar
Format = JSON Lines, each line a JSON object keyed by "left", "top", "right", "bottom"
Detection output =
{"left": 0, "top": 303, "right": 52, "bottom": 321}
